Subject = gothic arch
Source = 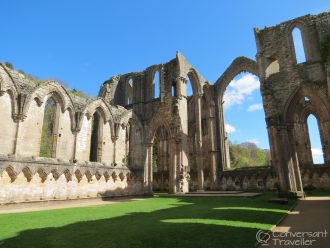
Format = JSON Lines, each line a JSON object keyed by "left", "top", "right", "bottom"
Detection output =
{"left": 0, "top": 67, "right": 19, "bottom": 119}
{"left": 0, "top": 63, "right": 19, "bottom": 93}
{"left": 176, "top": 52, "right": 206, "bottom": 95}
{"left": 23, "top": 81, "right": 74, "bottom": 116}
{"left": 283, "top": 86, "right": 330, "bottom": 123}
{"left": 283, "top": 86, "right": 330, "bottom": 167}
{"left": 215, "top": 56, "right": 259, "bottom": 97}
{"left": 79, "top": 98, "right": 114, "bottom": 133}
{"left": 146, "top": 117, "right": 172, "bottom": 144}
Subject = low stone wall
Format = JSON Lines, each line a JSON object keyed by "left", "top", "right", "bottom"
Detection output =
{"left": 0, "top": 156, "right": 144, "bottom": 204}
{"left": 218, "top": 166, "right": 330, "bottom": 192}
{"left": 301, "top": 166, "right": 330, "bottom": 190}
{"left": 219, "top": 167, "right": 277, "bottom": 191}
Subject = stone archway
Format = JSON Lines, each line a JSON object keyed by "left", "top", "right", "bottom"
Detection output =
{"left": 151, "top": 126, "right": 170, "bottom": 192}
{"left": 279, "top": 87, "right": 330, "bottom": 194}
{"left": 145, "top": 122, "right": 176, "bottom": 194}
{"left": 214, "top": 57, "right": 259, "bottom": 171}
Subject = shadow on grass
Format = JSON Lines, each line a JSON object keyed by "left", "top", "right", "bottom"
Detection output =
{"left": 0, "top": 194, "right": 294, "bottom": 248}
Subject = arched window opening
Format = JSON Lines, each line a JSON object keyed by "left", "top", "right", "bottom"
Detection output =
{"left": 265, "top": 59, "right": 280, "bottom": 78}
{"left": 40, "top": 96, "right": 59, "bottom": 158}
{"left": 186, "top": 76, "right": 193, "bottom": 97}
{"left": 90, "top": 111, "right": 103, "bottom": 162}
{"left": 126, "top": 78, "right": 133, "bottom": 105}
{"left": 152, "top": 126, "right": 169, "bottom": 192}
{"left": 292, "top": 27, "right": 306, "bottom": 64}
{"left": 153, "top": 71, "right": 160, "bottom": 99}
{"left": 223, "top": 72, "right": 270, "bottom": 169}
{"left": 171, "top": 82, "right": 176, "bottom": 97}
{"left": 307, "top": 114, "right": 324, "bottom": 165}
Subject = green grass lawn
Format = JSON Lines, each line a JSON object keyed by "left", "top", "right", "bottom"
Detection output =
{"left": 0, "top": 193, "right": 295, "bottom": 248}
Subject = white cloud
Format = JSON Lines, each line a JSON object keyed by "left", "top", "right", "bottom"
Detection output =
{"left": 223, "top": 74, "right": 260, "bottom": 109}
{"left": 225, "top": 124, "right": 236, "bottom": 134}
{"left": 247, "top": 103, "right": 263, "bottom": 112}
{"left": 247, "top": 138, "right": 259, "bottom": 145}
{"left": 311, "top": 148, "right": 322, "bottom": 156}
{"left": 311, "top": 148, "right": 324, "bottom": 164}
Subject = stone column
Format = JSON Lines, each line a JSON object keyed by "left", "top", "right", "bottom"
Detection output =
{"left": 195, "top": 94, "right": 204, "bottom": 191}
{"left": 267, "top": 125, "right": 290, "bottom": 194}
{"left": 294, "top": 122, "right": 313, "bottom": 167}
{"left": 111, "top": 136, "right": 118, "bottom": 165}
{"left": 217, "top": 96, "right": 229, "bottom": 170}
{"left": 268, "top": 123, "right": 303, "bottom": 196}
{"left": 287, "top": 125, "right": 303, "bottom": 193}
{"left": 144, "top": 142, "right": 153, "bottom": 194}
{"left": 207, "top": 105, "right": 217, "bottom": 189}
{"left": 72, "top": 128, "right": 80, "bottom": 162}
{"left": 13, "top": 114, "right": 23, "bottom": 155}
{"left": 169, "top": 139, "right": 177, "bottom": 194}
{"left": 177, "top": 139, "right": 189, "bottom": 193}
{"left": 174, "top": 76, "right": 190, "bottom": 193}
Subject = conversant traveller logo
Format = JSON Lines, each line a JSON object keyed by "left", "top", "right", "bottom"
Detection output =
{"left": 256, "top": 229, "right": 328, "bottom": 246}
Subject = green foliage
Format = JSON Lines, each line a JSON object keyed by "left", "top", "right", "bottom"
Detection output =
{"left": 70, "top": 88, "right": 89, "bottom": 98}
{"left": 229, "top": 142, "right": 270, "bottom": 169}
{"left": 3, "top": 62, "right": 90, "bottom": 97}
{"left": 4, "top": 62, "right": 14, "bottom": 69}
{"left": 320, "top": 35, "right": 330, "bottom": 63}
{"left": 39, "top": 98, "right": 57, "bottom": 157}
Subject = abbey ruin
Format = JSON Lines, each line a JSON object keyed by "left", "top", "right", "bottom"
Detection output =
{"left": 0, "top": 12, "right": 329, "bottom": 203}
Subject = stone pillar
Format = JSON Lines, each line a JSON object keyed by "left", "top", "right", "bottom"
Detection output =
{"left": 174, "top": 76, "right": 190, "bottom": 193}
{"left": 72, "top": 128, "right": 79, "bottom": 161}
{"left": 144, "top": 143, "right": 153, "bottom": 194}
{"left": 294, "top": 122, "right": 313, "bottom": 167}
{"left": 287, "top": 125, "right": 303, "bottom": 192}
{"left": 13, "top": 115, "right": 23, "bottom": 155}
{"left": 195, "top": 94, "right": 204, "bottom": 191}
{"left": 207, "top": 105, "right": 218, "bottom": 189}
{"left": 177, "top": 139, "right": 189, "bottom": 193}
{"left": 169, "top": 139, "right": 177, "bottom": 194}
{"left": 216, "top": 96, "right": 229, "bottom": 171}
{"left": 112, "top": 136, "right": 118, "bottom": 165}
{"left": 268, "top": 124, "right": 303, "bottom": 196}
{"left": 267, "top": 125, "right": 290, "bottom": 193}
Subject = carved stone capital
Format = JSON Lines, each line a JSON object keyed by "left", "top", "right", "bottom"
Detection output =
{"left": 12, "top": 113, "right": 26, "bottom": 122}
{"left": 176, "top": 76, "right": 186, "bottom": 84}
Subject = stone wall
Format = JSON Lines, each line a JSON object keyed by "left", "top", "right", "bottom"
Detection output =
{"left": 0, "top": 157, "right": 143, "bottom": 203}
{"left": 0, "top": 63, "right": 144, "bottom": 204}
{"left": 0, "top": 11, "right": 329, "bottom": 202}
{"left": 218, "top": 166, "right": 330, "bottom": 192}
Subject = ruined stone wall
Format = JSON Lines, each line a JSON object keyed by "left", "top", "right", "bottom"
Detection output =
{"left": 1, "top": 12, "right": 329, "bottom": 202}
{"left": 0, "top": 64, "right": 144, "bottom": 204}
{"left": 212, "top": 11, "right": 330, "bottom": 195}
{"left": 254, "top": 12, "right": 330, "bottom": 194}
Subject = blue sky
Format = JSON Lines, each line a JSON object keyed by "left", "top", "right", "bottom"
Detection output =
{"left": 1, "top": 1, "right": 328, "bottom": 162}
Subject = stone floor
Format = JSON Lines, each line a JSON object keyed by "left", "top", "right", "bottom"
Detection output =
{"left": 264, "top": 197, "right": 330, "bottom": 247}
